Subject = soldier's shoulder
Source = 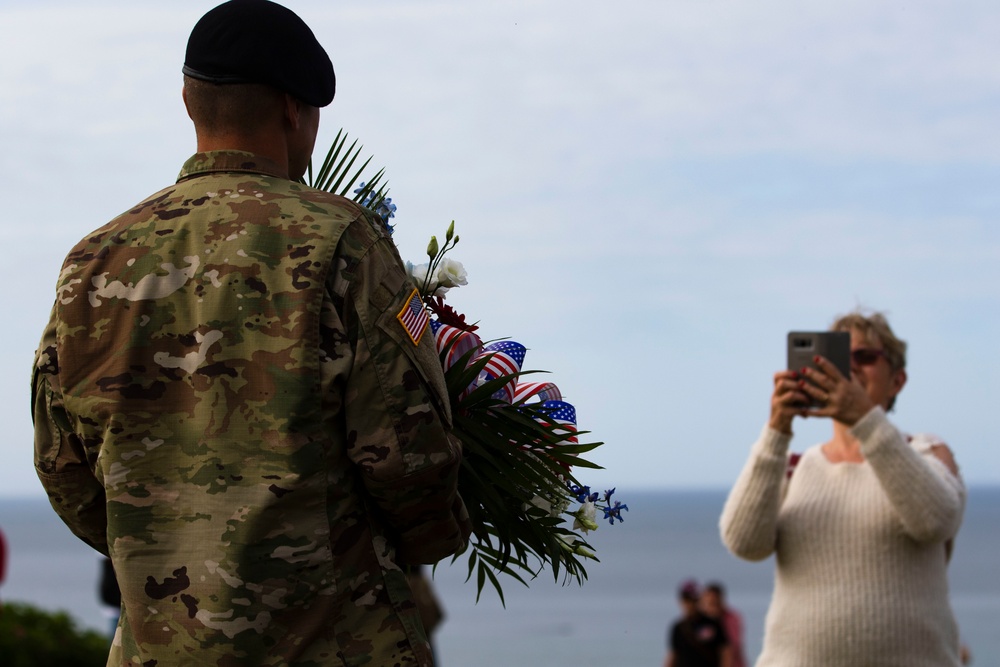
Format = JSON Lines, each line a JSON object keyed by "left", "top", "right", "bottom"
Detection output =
{"left": 65, "top": 181, "right": 185, "bottom": 258}
{"left": 287, "top": 182, "right": 362, "bottom": 215}
{"left": 276, "top": 182, "right": 398, "bottom": 240}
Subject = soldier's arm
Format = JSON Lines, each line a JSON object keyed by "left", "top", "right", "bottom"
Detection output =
{"left": 339, "top": 227, "right": 470, "bottom": 564}
{"left": 32, "top": 316, "right": 108, "bottom": 555}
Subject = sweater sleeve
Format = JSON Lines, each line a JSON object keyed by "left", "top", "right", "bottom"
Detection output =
{"left": 852, "top": 407, "right": 965, "bottom": 543}
{"left": 720, "top": 425, "right": 793, "bottom": 561}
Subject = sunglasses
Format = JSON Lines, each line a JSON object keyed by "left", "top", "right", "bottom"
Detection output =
{"left": 851, "top": 348, "right": 886, "bottom": 366}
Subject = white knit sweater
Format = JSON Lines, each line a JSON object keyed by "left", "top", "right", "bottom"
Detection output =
{"left": 720, "top": 407, "right": 966, "bottom": 667}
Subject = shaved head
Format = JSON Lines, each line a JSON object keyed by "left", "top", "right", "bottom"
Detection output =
{"left": 183, "top": 76, "right": 285, "bottom": 136}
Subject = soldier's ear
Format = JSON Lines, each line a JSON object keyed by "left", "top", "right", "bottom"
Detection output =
{"left": 182, "top": 86, "right": 191, "bottom": 119}
{"left": 283, "top": 94, "right": 304, "bottom": 131}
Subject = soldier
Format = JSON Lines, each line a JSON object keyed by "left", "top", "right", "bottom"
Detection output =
{"left": 31, "top": 1, "right": 470, "bottom": 665}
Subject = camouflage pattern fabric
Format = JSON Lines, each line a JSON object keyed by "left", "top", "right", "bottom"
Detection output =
{"left": 32, "top": 151, "right": 470, "bottom": 666}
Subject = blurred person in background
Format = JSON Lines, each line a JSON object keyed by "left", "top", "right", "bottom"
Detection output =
{"left": 407, "top": 566, "right": 446, "bottom": 663}
{"left": 98, "top": 557, "right": 121, "bottom": 642}
{"left": 721, "top": 310, "right": 965, "bottom": 666}
{"left": 664, "top": 579, "right": 731, "bottom": 667}
{"left": 701, "top": 582, "right": 745, "bottom": 667}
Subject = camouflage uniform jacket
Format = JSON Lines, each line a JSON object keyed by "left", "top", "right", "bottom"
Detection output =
{"left": 32, "top": 151, "right": 470, "bottom": 666}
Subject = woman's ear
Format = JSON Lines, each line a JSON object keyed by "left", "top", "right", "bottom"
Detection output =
{"left": 890, "top": 368, "right": 907, "bottom": 399}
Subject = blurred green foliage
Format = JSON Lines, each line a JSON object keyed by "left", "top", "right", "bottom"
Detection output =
{"left": 0, "top": 601, "right": 109, "bottom": 667}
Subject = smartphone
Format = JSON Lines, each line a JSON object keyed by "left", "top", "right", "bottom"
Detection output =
{"left": 787, "top": 331, "right": 851, "bottom": 406}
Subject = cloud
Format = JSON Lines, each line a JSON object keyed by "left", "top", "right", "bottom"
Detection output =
{"left": 1, "top": 1, "right": 998, "bottom": 495}
{"left": 298, "top": 0, "right": 1000, "bottom": 163}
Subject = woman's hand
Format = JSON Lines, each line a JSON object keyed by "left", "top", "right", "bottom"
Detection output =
{"left": 769, "top": 370, "right": 807, "bottom": 434}
{"left": 799, "top": 355, "right": 874, "bottom": 426}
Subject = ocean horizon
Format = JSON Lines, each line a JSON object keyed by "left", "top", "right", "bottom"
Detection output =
{"left": 2, "top": 487, "right": 997, "bottom": 666}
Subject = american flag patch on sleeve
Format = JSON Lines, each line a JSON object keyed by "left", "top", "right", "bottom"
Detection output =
{"left": 397, "top": 288, "right": 429, "bottom": 345}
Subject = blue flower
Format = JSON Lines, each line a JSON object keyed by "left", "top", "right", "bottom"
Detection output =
{"left": 354, "top": 183, "right": 397, "bottom": 234}
{"left": 353, "top": 182, "right": 373, "bottom": 206}
{"left": 603, "top": 501, "right": 629, "bottom": 525}
{"left": 603, "top": 488, "right": 616, "bottom": 503}
{"left": 567, "top": 483, "right": 594, "bottom": 503}
{"left": 376, "top": 197, "right": 397, "bottom": 221}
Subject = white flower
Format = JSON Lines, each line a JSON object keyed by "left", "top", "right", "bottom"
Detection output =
{"left": 406, "top": 258, "right": 466, "bottom": 298}
{"left": 572, "top": 501, "right": 599, "bottom": 533}
{"left": 526, "top": 495, "right": 553, "bottom": 515}
{"left": 557, "top": 534, "right": 596, "bottom": 558}
{"left": 407, "top": 262, "right": 432, "bottom": 285}
{"left": 525, "top": 492, "right": 573, "bottom": 519}
{"left": 434, "top": 258, "right": 468, "bottom": 289}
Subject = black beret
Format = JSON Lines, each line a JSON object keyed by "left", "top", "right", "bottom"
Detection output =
{"left": 183, "top": 0, "right": 335, "bottom": 107}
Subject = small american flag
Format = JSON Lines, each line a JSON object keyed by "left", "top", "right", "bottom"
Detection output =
{"left": 538, "top": 399, "right": 578, "bottom": 445}
{"left": 513, "top": 381, "right": 563, "bottom": 404}
{"left": 430, "top": 320, "right": 482, "bottom": 370}
{"left": 396, "top": 288, "right": 429, "bottom": 345}
{"left": 480, "top": 341, "right": 526, "bottom": 402}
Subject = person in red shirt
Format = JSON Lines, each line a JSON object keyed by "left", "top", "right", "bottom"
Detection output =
{"left": 701, "top": 582, "right": 746, "bottom": 667}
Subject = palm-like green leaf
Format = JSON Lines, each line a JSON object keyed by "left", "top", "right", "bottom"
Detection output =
{"left": 439, "top": 339, "right": 605, "bottom": 604}
{"left": 302, "top": 129, "right": 389, "bottom": 209}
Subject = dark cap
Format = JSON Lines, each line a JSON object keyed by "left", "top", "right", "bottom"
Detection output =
{"left": 183, "top": 0, "right": 335, "bottom": 107}
{"left": 678, "top": 579, "right": 700, "bottom": 601}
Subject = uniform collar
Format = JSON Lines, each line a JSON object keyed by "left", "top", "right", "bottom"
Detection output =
{"left": 177, "top": 151, "right": 288, "bottom": 182}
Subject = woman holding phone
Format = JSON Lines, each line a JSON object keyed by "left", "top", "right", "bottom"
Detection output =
{"left": 720, "top": 310, "right": 965, "bottom": 666}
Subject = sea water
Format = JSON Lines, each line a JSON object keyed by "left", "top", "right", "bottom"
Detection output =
{"left": 2, "top": 489, "right": 997, "bottom": 666}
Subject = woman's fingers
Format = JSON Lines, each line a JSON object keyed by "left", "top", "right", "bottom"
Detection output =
{"left": 798, "top": 368, "right": 831, "bottom": 390}
{"left": 798, "top": 379, "right": 828, "bottom": 403}
{"left": 773, "top": 370, "right": 799, "bottom": 386}
{"left": 800, "top": 365, "right": 873, "bottom": 425}
{"left": 812, "top": 354, "right": 846, "bottom": 381}
{"left": 770, "top": 372, "right": 808, "bottom": 433}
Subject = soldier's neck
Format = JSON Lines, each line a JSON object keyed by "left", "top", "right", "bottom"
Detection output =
{"left": 194, "top": 132, "right": 291, "bottom": 180}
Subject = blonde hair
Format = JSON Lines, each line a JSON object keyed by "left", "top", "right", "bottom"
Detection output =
{"left": 831, "top": 309, "right": 907, "bottom": 410}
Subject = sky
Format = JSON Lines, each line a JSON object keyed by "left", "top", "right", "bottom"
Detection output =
{"left": 1, "top": 0, "right": 998, "bottom": 497}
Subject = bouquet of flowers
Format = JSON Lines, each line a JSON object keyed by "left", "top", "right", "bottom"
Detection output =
{"left": 305, "top": 132, "right": 627, "bottom": 602}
